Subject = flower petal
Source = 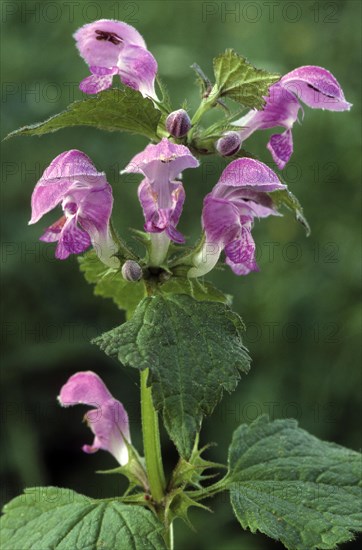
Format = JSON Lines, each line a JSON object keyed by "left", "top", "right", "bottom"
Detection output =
{"left": 267, "top": 128, "right": 294, "bottom": 170}
{"left": 280, "top": 65, "right": 352, "bottom": 111}
{"left": 29, "top": 150, "right": 104, "bottom": 224}
{"left": 122, "top": 138, "right": 199, "bottom": 181}
{"left": 55, "top": 217, "right": 91, "bottom": 260}
{"left": 74, "top": 19, "right": 146, "bottom": 68}
{"left": 138, "top": 178, "right": 185, "bottom": 243}
{"left": 216, "top": 158, "right": 286, "bottom": 193}
{"left": 76, "top": 185, "right": 113, "bottom": 236}
{"left": 117, "top": 44, "right": 158, "bottom": 98}
{"left": 39, "top": 215, "right": 66, "bottom": 243}
{"left": 225, "top": 229, "right": 259, "bottom": 276}
{"left": 124, "top": 140, "right": 197, "bottom": 244}
{"left": 234, "top": 83, "right": 300, "bottom": 141}
{"left": 58, "top": 371, "right": 130, "bottom": 466}
{"left": 79, "top": 66, "right": 118, "bottom": 94}
{"left": 59, "top": 371, "right": 112, "bottom": 405}
{"left": 202, "top": 195, "right": 242, "bottom": 246}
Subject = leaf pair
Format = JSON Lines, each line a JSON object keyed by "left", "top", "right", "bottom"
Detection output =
{"left": 3, "top": 417, "right": 361, "bottom": 549}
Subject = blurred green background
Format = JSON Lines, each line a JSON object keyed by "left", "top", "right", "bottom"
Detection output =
{"left": 1, "top": 1, "right": 361, "bottom": 548}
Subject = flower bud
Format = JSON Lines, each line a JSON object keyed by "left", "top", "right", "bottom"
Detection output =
{"left": 121, "top": 260, "right": 143, "bottom": 282}
{"left": 216, "top": 131, "right": 241, "bottom": 157}
{"left": 166, "top": 109, "right": 192, "bottom": 138}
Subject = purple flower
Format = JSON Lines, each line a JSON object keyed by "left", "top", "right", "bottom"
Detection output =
{"left": 122, "top": 138, "right": 199, "bottom": 264}
{"left": 58, "top": 371, "right": 130, "bottom": 466}
{"left": 233, "top": 66, "right": 352, "bottom": 169}
{"left": 29, "top": 150, "right": 119, "bottom": 267}
{"left": 74, "top": 19, "right": 158, "bottom": 99}
{"left": 189, "top": 158, "right": 286, "bottom": 277}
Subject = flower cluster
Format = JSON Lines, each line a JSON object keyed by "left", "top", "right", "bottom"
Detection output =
{"left": 23, "top": 19, "right": 350, "bottom": 465}
{"left": 29, "top": 19, "right": 350, "bottom": 284}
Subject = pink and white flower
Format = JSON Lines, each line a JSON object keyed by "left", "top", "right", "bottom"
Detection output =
{"left": 58, "top": 371, "right": 130, "bottom": 466}
{"left": 233, "top": 66, "right": 352, "bottom": 169}
{"left": 189, "top": 158, "right": 286, "bottom": 277}
{"left": 74, "top": 19, "right": 158, "bottom": 99}
{"left": 29, "top": 150, "right": 118, "bottom": 267}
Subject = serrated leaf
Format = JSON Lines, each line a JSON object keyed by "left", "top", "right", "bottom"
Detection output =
{"left": 271, "top": 188, "right": 311, "bottom": 236}
{"left": 6, "top": 88, "right": 162, "bottom": 141}
{"left": 94, "top": 294, "right": 251, "bottom": 458}
{"left": 227, "top": 416, "right": 362, "bottom": 549}
{"left": 0, "top": 487, "right": 166, "bottom": 549}
{"left": 79, "top": 251, "right": 146, "bottom": 316}
{"left": 213, "top": 49, "right": 280, "bottom": 109}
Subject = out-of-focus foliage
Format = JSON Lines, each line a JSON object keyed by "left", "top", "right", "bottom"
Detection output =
{"left": 1, "top": 1, "right": 360, "bottom": 548}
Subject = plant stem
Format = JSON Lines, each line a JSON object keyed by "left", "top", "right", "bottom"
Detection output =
{"left": 165, "top": 524, "right": 174, "bottom": 550}
{"left": 187, "top": 475, "right": 230, "bottom": 501}
{"left": 188, "top": 84, "right": 219, "bottom": 139}
{"left": 140, "top": 369, "right": 166, "bottom": 503}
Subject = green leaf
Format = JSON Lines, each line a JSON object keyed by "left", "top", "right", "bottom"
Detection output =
{"left": 227, "top": 416, "right": 362, "bottom": 549}
{"left": 160, "top": 276, "right": 231, "bottom": 304}
{"left": 213, "top": 49, "right": 280, "bottom": 109}
{"left": 6, "top": 88, "right": 162, "bottom": 141}
{"left": 271, "top": 188, "right": 311, "bottom": 236}
{"left": 94, "top": 294, "right": 251, "bottom": 457}
{"left": 1, "top": 487, "right": 166, "bottom": 549}
{"left": 79, "top": 251, "right": 146, "bottom": 316}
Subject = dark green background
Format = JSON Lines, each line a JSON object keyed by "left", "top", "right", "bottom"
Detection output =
{"left": 1, "top": 1, "right": 361, "bottom": 548}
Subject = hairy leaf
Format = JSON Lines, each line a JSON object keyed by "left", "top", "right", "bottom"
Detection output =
{"left": 228, "top": 416, "right": 362, "bottom": 549}
{"left": 6, "top": 88, "right": 162, "bottom": 141}
{"left": 1, "top": 487, "right": 166, "bottom": 549}
{"left": 213, "top": 49, "right": 280, "bottom": 109}
{"left": 94, "top": 294, "right": 251, "bottom": 457}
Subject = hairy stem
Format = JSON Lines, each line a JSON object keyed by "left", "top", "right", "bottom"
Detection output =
{"left": 140, "top": 369, "right": 166, "bottom": 503}
{"left": 188, "top": 84, "right": 219, "bottom": 140}
{"left": 188, "top": 475, "right": 230, "bottom": 501}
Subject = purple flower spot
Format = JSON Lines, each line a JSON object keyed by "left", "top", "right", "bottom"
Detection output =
{"left": 95, "top": 29, "right": 123, "bottom": 45}
{"left": 64, "top": 201, "right": 78, "bottom": 215}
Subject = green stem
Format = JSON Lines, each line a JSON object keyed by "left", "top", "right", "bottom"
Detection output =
{"left": 187, "top": 475, "right": 230, "bottom": 501}
{"left": 165, "top": 524, "right": 174, "bottom": 550}
{"left": 189, "top": 84, "right": 219, "bottom": 131}
{"left": 140, "top": 369, "right": 166, "bottom": 503}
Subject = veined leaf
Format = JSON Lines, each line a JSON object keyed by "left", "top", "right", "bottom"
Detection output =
{"left": 1, "top": 487, "right": 166, "bottom": 549}
{"left": 228, "top": 416, "right": 362, "bottom": 549}
{"left": 5, "top": 88, "right": 162, "bottom": 141}
{"left": 94, "top": 294, "right": 251, "bottom": 457}
{"left": 213, "top": 49, "right": 280, "bottom": 109}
